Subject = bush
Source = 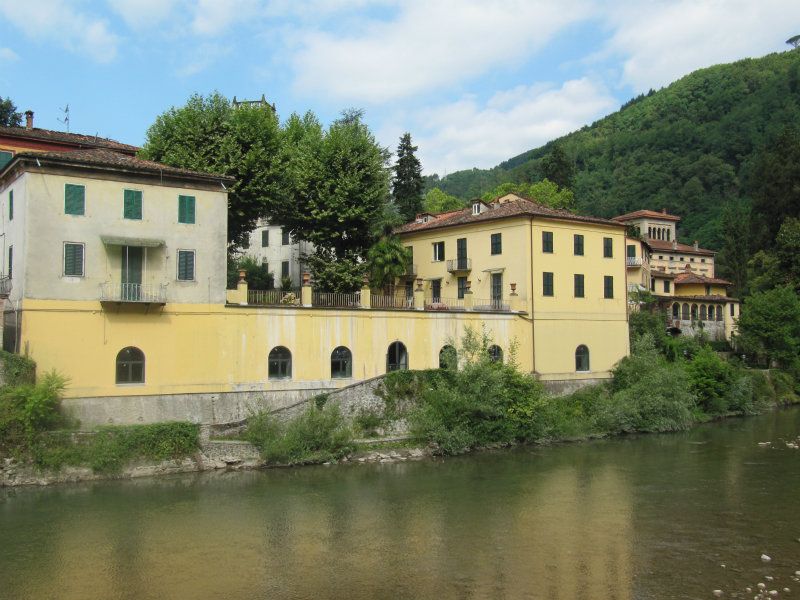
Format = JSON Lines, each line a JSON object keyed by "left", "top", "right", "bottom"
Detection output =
{"left": 0, "top": 351, "right": 36, "bottom": 386}
{"left": 685, "top": 346, "right": 735, "bottom": 415}
{"left": 245, "top": 404, "right": 354, "bottom": 464}
{"left": 0, "top": 371, "right": 67, "bottom": 451}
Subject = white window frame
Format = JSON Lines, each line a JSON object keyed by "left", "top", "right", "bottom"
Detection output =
{"left": 432, "top": 241, "right": 445, "bottom": 262}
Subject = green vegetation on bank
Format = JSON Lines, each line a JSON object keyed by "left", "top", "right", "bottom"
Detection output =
{"left": 0, "top": 357, "right": 200, "bottom": 475}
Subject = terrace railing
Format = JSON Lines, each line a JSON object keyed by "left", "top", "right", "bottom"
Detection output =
{"left": 100, "top": 283, "right": 167, "bottom": 304}
{"left": 248, "top": 289, "right": 301, "bottom": 306}
{"left": 312, "top": 291, "right": 361, "bottom": 308}
{"left": 472, "top": 298, "right": 510, "bottom": 312}
{"left": 371, "top": 293, "right": 413, "bottom": 310}
{"left": 425, "top": 296, "right": 466, "bottom": 311}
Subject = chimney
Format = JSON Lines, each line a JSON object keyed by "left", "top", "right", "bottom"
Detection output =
{"left": 672, "top": 239, "right": 677, "bottom": 250}
{"left": 24, "top": 110, "right": 33, "bottom": 130}
{"left": 693, "top": 240, "right": 699, "bottom": 251}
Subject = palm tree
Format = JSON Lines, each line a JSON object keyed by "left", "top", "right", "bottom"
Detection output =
{"left": 367, "top": 235, "right": 411, "bottom": 292}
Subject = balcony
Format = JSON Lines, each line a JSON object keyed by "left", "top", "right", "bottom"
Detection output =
{"left": 626, "top": 257, "right": 643, "bottom": 267}
{"left": 100, "top": 283, "right": 167, "bottom": 305}
{"left": 0, "top": 276, "right": 11, "bottom": 299}
{"left": 446, "top": 258, "right": 472, "bottom": 273}
{"left": 403, "top": 263, "right": 417, "bottom": 278}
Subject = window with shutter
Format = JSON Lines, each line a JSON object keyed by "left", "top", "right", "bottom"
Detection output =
{"left": 0, "top": 151, "right": 12, "bottom": 170}
{"left": 178, "top": 195, "right": 195, "bottom": 224}
{"left": 543, "top": 272, "right": 554, "bottom": 296}
{"left": 65, "top": 184, "right": 85, "bottom": 215}
{"left": 63, "top": 243, "right": 84, "bottom": 277}
{"left": 604, "top": 275, "right": 614, "bottom": 299}
{"left": 177, "top": 250, "right": 195, "bottom": 281}
{"left": 123, "top": 190, "right": 142, "bottom": 220}
{"left": 261, "top": 230, "right": 269, "bottom": 247}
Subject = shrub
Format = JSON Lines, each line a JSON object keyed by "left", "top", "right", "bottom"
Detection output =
{"left": 685, "top": 347, "right": 735, "bottom": 415}
{"left": 0, "top": 371, "right": 67, "bottom": 451}
{"left": 0, "top": 351, "right": 36, "bottom": 386}
{"left": 353, "top": 408, "right": 385, "bottom": 437}
{"left": 245, "top": 404, "right": 354, "bottom": 464}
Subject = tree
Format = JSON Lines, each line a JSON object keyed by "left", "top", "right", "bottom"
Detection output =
{"left": 749, "top": 126, "right": 800, "bottom": 248}
{"left": 366, "top": 235, "right": 410, "bottom": 291}
{"left": 735, "top": 285, "right": 800, "bottom": 367}
{"left": 140, "top": 92, "right": 283, "bottom": 250}
{"left": 787, "top": 34, "right": 800, "bottom": 48}
{"left": 0, "top": 97, "right": 22, "bottom": 127}
{"left": 392, "top": 133, "right": 424, "bottom": 221}
{"left": 265, "top": 110, "right": 391, "bottom": 292}
{"left": 423, "top": 188, "right": 464, "bottom": 213}
{"left": 716, "top": 201, "right": 751, "bottom": 294}
{"left": 540, "top": 144, "right": 574, "bottom": 190}
{"left": 480, "top": 179, "right": 575, "bottom": 210}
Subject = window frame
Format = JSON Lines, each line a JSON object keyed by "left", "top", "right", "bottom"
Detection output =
{"left": 63, "top": 242, "right": 85, "bottom": 278}
{"left": 575, "top": 345, "right": 590, "bottom": 372}
{"left": 268, "top": 346, "right": 292, "bottom": 380}
{"left": 281, "top": 230, "right": 291, "bottom": 245}
{"left": 281, "top": 261, "right": 290, "bottom": 279}
{"left": 123, "top": 189, "right": 143, "bottom": 220}
{"left": 64, "top": 183, "right": 86, "bottom": 216}
{"left": 604, "top": 275, "right": 614, "bottom": 299}
{"left": 457, "top": 276, "right": 467, "bottom": 299}
{"left": 664, "top": 280, "right": 671, "bottom": 293}
{"left": 116, "top": 346, "right": 145, "bottom": 385}
{"left": 574, "top": 273, "right": 584, "bottom": 298}
{"left": 490, "top": 233, "right": 502, "bottom": 255}
{"left": 330, "top": 346, "right": 353, "bottom": 379}
{"left": 603, "top": 237, "right": 613, "bottom": 258}
{"left": 386, "top": 341, "right": 408, "bottom": 372}
{"left": 543, "top": 271, "right": 554, "bottom": 297}
{"left": 0, "top": 150, "right": 12, "bottom": 170}
{"left": 542, "top": 231, "right": 553, "bottom": 253}
{"left": 261, "top": 229, "right": 269, "bottom": 248}
{"left": 176, "top": 249, "right": 196, "bottom": 282}
{"left": 573, "top": 234, "right": 584, "bottom": 256}
{"left": 432, "top": 241, "right": 445, "bottom": 262}
{"left": 178, "top": 194, "right": 196, "bottom": 224}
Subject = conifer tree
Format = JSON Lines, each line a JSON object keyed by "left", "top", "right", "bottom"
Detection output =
{"left": 392, "top": 133, "right": 424, "bottom": 222}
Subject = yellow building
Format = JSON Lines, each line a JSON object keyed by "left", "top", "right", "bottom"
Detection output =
{"left": 613, "top": 208, "right": 740, "bottom": 341}
{"left": 0, "top": 153, "right": 631, "bottom": 426}
{"left": 396, "top": 193, "right": 630, "bottom": 388}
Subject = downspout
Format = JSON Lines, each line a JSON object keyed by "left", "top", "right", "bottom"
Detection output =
{"left": 528, "top": 217, "right": 536, "bottom": 374}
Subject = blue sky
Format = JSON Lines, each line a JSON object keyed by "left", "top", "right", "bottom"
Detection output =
{"left": 0, "top": 0, "right": 797, "bottom": 175}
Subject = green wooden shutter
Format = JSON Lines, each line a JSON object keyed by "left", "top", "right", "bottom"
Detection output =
{"left": 178, "top": 251, "right": 195, "bottom": 280}
{"left": 0, "top": 151, "right": 12, "bottom": 170}
{"left": 124, "top": 190, "right": 142, "bottom": 219}
{"left": 64, "top": 243, "right": 84, "bottom": 276}
{"left": 65, "top": 184, "right": 85, "bottom": 215}
{"left": 178, "top": 195, "right": 195, "bottom": 224}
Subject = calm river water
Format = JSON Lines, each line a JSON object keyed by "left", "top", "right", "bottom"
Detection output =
{"left": 2, "top": 408, "right": 799, "bottom": 600}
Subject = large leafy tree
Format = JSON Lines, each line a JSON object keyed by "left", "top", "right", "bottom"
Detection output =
{"left": 366, "top": 235, "right": 410, "bottom": 291}
{"left": 423, "top": 188, "right": 464, "bottom": 214}
{"left": 265, "top": 109, "right": 391, "bottom": 292}
{"left": 540, "top": 144, "right": 574, "bottom": 190}
{"left": 0, "top": 97, "right": 22, "bottom": 127}
{"left": 716, "top": 201, "right": 751, "bottom": 294}
{"left": 392, "top": 133, "right": 424, "bottom": 221}
{"left": 480, "top": 179, "right": 575, "bottom": 210}
{"left": 140, "top": 92, "right": 282, "bottom": 250}
{"left": 735, "top": 285, "right": 800, "bottom": 367}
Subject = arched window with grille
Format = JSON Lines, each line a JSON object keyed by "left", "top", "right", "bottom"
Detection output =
{"left": 575, "top": 345, "right": 590, "bottom": 372}
{"left": 682, "top": 303, "right": 690, "bottom": 320}
{"left": 672, "top": 303, "right": 679, "bottom": 319}
{"left": 691, "top": 304, "right": 698, "bottom": 320}
{"left": 330, "top": 346, "right": 352, "bottom": 379}
{"left": 439, "top": 345, "right": 457, "bottom": 369}
{"left": 116, "top": 347, "right": 145, "bottom": 384}
{"left": 716, "top": 305, "right": 723, "bottom": 321}
{"left": 268, "top": 346, "right": 292, "bottom": 380}
{"left": 700, "top": 305, "right": 707, "bottom": 320}
{"left": 386, "top": 341, "right": 408, "bottom": 372}
{"left": 488, "top": 345, "right": 503, "bottom": 363}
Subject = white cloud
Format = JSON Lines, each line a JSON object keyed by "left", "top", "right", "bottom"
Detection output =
{"left": 176, "top": 43, "right": 232, "bottom": 77}
{"left": 0, "top": 0, "right": 119, "bottom": 63}
{"left": 604, "top": 0, "right": 800, "bottom": 92}
{"left": 397, "top": 78, "right": 616, "bottom": 175}
{"left": 191, "top": 0, "right": 261, "bottom": 36}
{"left": 108, "top": 0, "right": 178, "bottom": 30}
{"left": 292, "top": 0, "right": 594, "bottom": 103}
{"left": 0, "top": 48, "right": 18, "bottom": 62}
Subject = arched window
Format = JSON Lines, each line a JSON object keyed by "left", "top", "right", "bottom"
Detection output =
{"left": 116, "top": 347, "right": 145, "bottom": 384}
{"left": 575, "top": 345, "right": 590, "bottom": 372}
{"left": 672, "top": 303, "right": 679, "bottom": 319}
{"left": 268, "top": 346, "right": 292, "bottom": 380}
{"left": 700, "top": 305, "right": 707, "bottom": 320}
{"left": 488, "top": 345, "right": 503, "bottom": 363}
{"left": 682, "top": 303, "right": 690, "bottom": 320}
{"left": 691, "top": 304, "right": 698, "bottom": 320}
{"left": 386, "top": 341, "right": 408, "bottom": 372}
{"left": 330, "top": 346, "right": 352, "bottom": 379}
{"left": 439, "top": 345, "right": 457, "bottom": 369}
{"left": 716, "top": 306, "right": 723, "bottom": 321}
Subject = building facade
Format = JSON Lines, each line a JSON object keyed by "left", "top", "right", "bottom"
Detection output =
{"left": 244, "top": 218, "right": 311, "bottom": 288}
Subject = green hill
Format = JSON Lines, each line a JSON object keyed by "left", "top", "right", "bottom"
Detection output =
{"left": 428, "top": 49, "right": 800, "bottom": 251}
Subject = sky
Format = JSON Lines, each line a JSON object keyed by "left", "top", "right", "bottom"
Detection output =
{"left": 0, "top": 0, "right": 798, "bottom": 176}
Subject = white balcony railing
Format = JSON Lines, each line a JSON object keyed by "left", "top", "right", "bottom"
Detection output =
{"left": 626, "top": 257, "right": 643, "bottom": 266}
{"left": 0, "top": 276, "right": 11, "bottom": 298}
{"left": 100, "top": 282, "right": 167, "bottom": 304}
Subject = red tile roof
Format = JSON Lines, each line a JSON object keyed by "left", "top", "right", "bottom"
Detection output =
{"left": 647, "top": 239, "right": 715, "bottom": 256}
{"left": 3, "top": 148, "right": 234, "bottom": 184}
{"left": 674, "top": 272, "right": 732, "bottom": 286}
{"left": 613, "top": 209, "right": 681, "bottom": 222}
{"left": 0, "top": 125, "right": 139, "bottom": 154}
{"left": 396, "top": 196, "right": 624, "bottom": 234}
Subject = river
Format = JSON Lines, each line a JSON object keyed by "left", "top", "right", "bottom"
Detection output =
{"left": 1, "top": 408, "right": 799, "bottom": 599}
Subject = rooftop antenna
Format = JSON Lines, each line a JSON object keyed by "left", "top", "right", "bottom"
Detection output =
{"left": 57, "top": 104, "right": 70, "bottom": 132}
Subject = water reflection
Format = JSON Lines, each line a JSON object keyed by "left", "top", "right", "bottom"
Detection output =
{"left": 1, "top": 408, "right": 798, "bottom": 600}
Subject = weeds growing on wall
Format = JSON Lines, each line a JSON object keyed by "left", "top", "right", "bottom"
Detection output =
{"left": 244, "top": 404, "right": 355, "bottom": 465}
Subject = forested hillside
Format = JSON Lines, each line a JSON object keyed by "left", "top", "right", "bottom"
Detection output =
{"left": 427, "top": 49, "right": 800, "bottom": 255}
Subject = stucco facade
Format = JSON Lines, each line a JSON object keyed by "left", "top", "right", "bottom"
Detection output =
{"left": 244, "top": 218, "right": 312, "bottom": 288}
